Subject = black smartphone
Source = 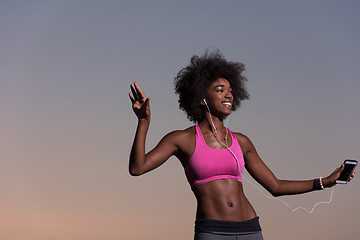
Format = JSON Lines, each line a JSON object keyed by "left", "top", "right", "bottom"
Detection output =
{"left": 335, "top": 159, "right": 358, "bottom": 184}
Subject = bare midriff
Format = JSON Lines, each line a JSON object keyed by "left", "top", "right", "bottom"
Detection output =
{"left": 192, "top": 178, "right": 257, "bottom": 222}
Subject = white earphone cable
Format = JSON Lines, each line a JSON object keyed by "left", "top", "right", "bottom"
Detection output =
{"left": 203, "top": 99, "right": 334, "bottom": 213}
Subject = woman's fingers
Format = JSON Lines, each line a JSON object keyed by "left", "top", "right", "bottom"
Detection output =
{"left": 129, "top": 92, "right": 136, "bottom": 104}
{"left": 129, "top": 82, "right": 151, "bottom": 120}
{"left": 337, "top": 164, "right": 344, "bottom": 175}
{"left": 134, "top": 82, "right": 146, "bottom": 100}
{"left": 349, "top": 171, "right": 356, "bottom": 181}
{"left": 130, "top": 82, "right": 147, "bottom": 103}
{"left": 130, "top": 83, "right": 139, "bottom": 100}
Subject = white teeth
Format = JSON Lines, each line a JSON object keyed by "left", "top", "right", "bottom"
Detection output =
{"left": 223, "top": 102, "right": 231, "bottom": 106}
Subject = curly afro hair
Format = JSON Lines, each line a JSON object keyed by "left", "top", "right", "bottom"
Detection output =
{"left": 174, "top": 50, "right": 249, "bottom": 123}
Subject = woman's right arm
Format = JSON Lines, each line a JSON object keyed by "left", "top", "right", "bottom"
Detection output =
{"left": 128, "top": 82, "right": 178, "bottom": 176}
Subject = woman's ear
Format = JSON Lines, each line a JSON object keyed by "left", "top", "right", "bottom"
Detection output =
{"left": 201, "top": 98, "right": 207, "bottom": 106}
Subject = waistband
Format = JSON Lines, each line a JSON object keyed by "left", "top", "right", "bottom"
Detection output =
{"left": 195, "top": 217, "right": 261, "bottom": 233}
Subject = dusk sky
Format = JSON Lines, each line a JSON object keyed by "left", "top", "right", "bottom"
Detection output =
{"left": 1, "top": 1, "right": 359, "bottom": 239}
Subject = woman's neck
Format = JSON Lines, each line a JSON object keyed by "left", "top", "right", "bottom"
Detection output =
{"left": 199, "top": 112, "right": 226, "bottom": 134}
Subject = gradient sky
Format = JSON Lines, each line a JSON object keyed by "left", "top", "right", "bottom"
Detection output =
{"left": 1, "top": 1, "right": 359, "bottom": 240}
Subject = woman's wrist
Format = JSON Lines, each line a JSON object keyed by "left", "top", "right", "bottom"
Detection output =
{"left": 138, "top": 118, "right": 151, "bottom": 125}
{"left": 314, "top": 176, "right": 333, "bottom": 190}
{"left": 313, "top": 177, "right": 325, "bottom": 190}
{"left": 321, "top": 176, "right": 333, "bottom": 188}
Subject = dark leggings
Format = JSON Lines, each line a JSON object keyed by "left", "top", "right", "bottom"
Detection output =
{"left": 195, "top": 231, "right": 263, "bottom": 240}
{"left": 194, "top": 217, "right": 263, "bottom": 240}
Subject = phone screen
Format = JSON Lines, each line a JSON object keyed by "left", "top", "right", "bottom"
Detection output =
{"left": 337, "top": 162, "right": 357, "bottom": 182}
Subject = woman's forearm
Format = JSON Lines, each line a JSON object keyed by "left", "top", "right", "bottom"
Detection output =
{"left": 129, "top": 119, "right": 150, "bottom": 176}
{"left": 271, "top": 175, "right": 336, "bottom": 197}
{"left": 271, "top": 179, "right": 315, "bottom": 197}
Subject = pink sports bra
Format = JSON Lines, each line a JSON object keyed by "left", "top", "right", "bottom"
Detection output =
{"left": 184, "top": 124, "right": 245, "bottom": 187}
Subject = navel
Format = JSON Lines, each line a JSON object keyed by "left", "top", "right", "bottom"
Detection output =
{"left": 227, "top": 201, "right": 233, "bottom": 207}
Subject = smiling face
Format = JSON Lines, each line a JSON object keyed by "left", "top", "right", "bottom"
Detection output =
{"left": 203, "top": 78, "right": 233, "bottom": 118}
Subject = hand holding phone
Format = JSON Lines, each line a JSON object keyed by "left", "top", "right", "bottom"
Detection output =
{"left": 335, "top": 159, "right": 357, "bottom": 184}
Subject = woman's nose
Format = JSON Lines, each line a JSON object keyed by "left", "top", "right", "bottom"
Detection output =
{"left": 225, "top": 91, "right": 232, "bottom": 99}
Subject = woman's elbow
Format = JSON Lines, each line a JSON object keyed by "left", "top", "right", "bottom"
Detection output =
{"left": 129, "top": 167, "right": 144, "bottom": 176}
{"left": 270, "top": 190, "right": 282, "bottom": 197}
{"left": 268, "top": 180, "right": 283, "bottom": 197}
{"left": 129, "top": 170, "right": 140, "bottom": 176}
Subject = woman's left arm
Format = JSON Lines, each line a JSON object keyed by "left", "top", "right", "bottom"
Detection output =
{"left": 237, "top": 133, "right": 352, "bottom": 197}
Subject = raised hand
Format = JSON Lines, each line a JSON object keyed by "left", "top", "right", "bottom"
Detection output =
{"left": 129, "top": 82, "right": 151, "bottom": 121}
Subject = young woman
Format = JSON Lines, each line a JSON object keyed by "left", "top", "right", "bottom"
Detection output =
{"left": 128, "top": 50, "right": 354, "bottom": 240}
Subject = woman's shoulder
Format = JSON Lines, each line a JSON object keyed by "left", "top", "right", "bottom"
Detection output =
{"left": 162, "top": 125, "right": 196, "bottom": 142}
{"left": 231, "top": 130, "right": 250, "bottom": 141}
{"left": 231, "top": 131, "right": 254, "bottom": 151}
{"left": 162, "top": 126, "right": 196, "bottom": 157}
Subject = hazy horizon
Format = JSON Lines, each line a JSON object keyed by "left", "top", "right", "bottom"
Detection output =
{"left": 1, "top": 1, "right": 359, "bottom": 239}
